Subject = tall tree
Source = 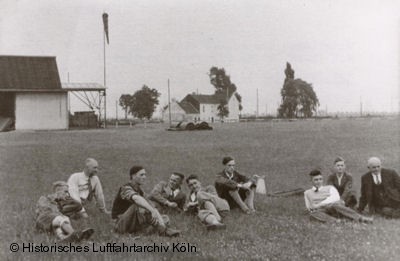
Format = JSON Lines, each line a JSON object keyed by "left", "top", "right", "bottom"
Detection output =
{"left": 209, "top": 67, "right": 243, "bottom": 113}
{"left": 217, "top": 101, "right": 229, "bottom": 122}
{"left": 278, "top": 63, "right": 319, "bottom": 118}
{"left": 129, "top": 85, "right": 161, "bottom": 120}
{"left": 119, "top": 94, "right": 132, "bottom": 119}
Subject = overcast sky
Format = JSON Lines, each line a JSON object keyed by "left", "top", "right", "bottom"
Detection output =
{"left": 1, "top": 0, "right": 399, "bottom": 116}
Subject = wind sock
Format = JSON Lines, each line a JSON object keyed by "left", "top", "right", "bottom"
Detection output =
{"left": 102, "top": 13, "right": 109, "bottom": 44}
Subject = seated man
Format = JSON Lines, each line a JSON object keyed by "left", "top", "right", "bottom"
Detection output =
{"left": 149, "top": 172, "right": 186, "bottom": 211}
{"left": 304, "top": 170, "right": 373, "bottom": 223}
{"left": 111, "top": 166, "right": 180, "bottom": 237}
{"left": 35, "top": 181, "right": 94, "bottom": 242}
{"left": 326, "top": 157, "right": 357, "bottom": 208}
{"left": 215, "top": 156, "right": 257, "bottom": 214}
{"left": 68, "top": 158, "right": 110, "bottom": 217}
{"left": 185, "top": 174, "right": 229, "bottom": 230}
{"left": 358, "top": 157, "right": 400, "bottom": 218}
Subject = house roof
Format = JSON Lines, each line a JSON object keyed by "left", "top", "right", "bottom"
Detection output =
{"left": 61, "top": 82, "right": 106, "bottom": 91}
{"left": 185, "top": 92, "right": 233, "bottom": 104}
{"left": 0, "top": 55, "right": 62, "bottom": 91}
{"left": 179, "top": 101, "right": 199, "bottom": 114}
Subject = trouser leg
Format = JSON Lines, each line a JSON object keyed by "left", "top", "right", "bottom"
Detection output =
{"left": 244, "top": 188, "right": 256, "bottom": 210}
{"left": 380, "top": 207, "right": 400, "bottom": 218}
{"left": 309, "top": 209, "right": 338, "bottom": 223}
{"left": 330, "top": 203, "right": 363, "bottom": 221}
{"left": 204, "top": 201, "right": 221, "bottom": 222}
{"left": 228, "top": 190, "right": 249, "bottom": 212}
{"left": 114, "top": 205, "right": 149, "bottom": 234}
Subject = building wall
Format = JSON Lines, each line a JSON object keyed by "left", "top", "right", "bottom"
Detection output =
{"left": 226, "top": 94, "right": 240, "bottom": 122}
{"left": 162, "top": 102, "right": 187, "bottom": 123}
{"left": 15, "top": 92, "right": 68, "bottom": 130}
{"left": 199, "top": 103, "right": 218, "bottom": 122}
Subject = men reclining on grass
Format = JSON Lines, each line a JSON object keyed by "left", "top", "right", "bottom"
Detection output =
{"left": 111, "top": 166, "right": 181, "bottom": 237}
{"left": 35, "top": 181, "right": 94, "bottom": 242}
{"left": 185, "top": 174, "right": 229, "bottom": 230}
{"left": 149, "top": 172, "right": 186, "bottom": 211}
{"left": 67, "top": 158, "right": 110, "bottom": 218}
{"left": 215, "top": 156, "right": 258, "bottom": 214}
{"left": 304, "top": 169, "right": 373, "bottom": 223}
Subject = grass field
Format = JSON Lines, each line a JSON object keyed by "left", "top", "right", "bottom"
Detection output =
{"left": 1, "top": 118, "right": 399, "bottom": 260}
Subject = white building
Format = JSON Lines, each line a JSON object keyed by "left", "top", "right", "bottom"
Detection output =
{"left": 163, "top": 92, "right": 240, "bottom": 123}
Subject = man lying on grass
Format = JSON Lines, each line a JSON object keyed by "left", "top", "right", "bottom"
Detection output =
{"left": 215, "top": 156, "right": 258, "bottom": 214}
{"left": 68, "top": 158, "right": 110, "bottom": 218}
{"left": 149, "top": 172, "right": 186, "bottom": 211}
{"left": 304, "top": 170, "right": 373, "bottom": 223}
{"left": 185, "top": 174, "right": 229, "bottom": 230}
{"left": 111, "top": 166, "right": 181, "bottom": 237}
{"left": 35, "top": 181, "right": 94, "bottom": 242}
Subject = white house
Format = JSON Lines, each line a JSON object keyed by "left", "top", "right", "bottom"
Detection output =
{"left": 163, "top": 91, "right": 240, "bottom": 123}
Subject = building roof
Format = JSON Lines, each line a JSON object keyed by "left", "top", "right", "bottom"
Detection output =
{"left": 0, "top": 55, "right": 62, "bottom": 91}
{"left": 61, "top": 82, "right": 106, "bottom": 91}
{"left": 179, "top": 101, "right": 199, "bottom": 114}
{"left": 185, "top": 93, "right": 231, "bottom": 104}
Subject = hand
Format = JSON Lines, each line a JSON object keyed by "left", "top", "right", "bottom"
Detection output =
{"left": 167, "top": 201, "right": 178, "bottom": 208}
{"left": 187, "top": 201, "right": 198, "bottom": 207}
{"left": 103, "top": 209, "right": 111, "bottom": 215}
{"left": 151, "top": 210, "right": 164, "bottom": 226}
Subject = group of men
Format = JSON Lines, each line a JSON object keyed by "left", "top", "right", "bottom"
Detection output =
{"left": 304, "top": 156, "right": 400, "bottom": 223}
{"left": 35, "top": 156, "right": 260, "bottom": 241}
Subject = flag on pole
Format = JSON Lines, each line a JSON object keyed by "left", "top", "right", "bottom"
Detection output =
{"left": 102, "top": 13, "right": 109, "bottom": 44}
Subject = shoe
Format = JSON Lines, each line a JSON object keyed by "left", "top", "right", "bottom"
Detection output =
{"left": 160, "top": 228, "right": 181, "bottom": 237}
{"left": 206, "top": 223, "right": 226, "bottom": 231}
{"left": 78, "top": 228, "right": 95, "bottom": 241}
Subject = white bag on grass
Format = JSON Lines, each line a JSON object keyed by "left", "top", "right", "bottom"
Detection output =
{"left": 256, "top": 177, "right": 267, "bottom": 195}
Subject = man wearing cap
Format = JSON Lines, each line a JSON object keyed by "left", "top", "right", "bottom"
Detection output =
{"left": 304, "top": 169, "right": 373, "bottom": 223}
{"left": 327, "top": 157, "right": 357, "bottom": 208}
{"left": 67, "top": 158, "right": 109, "bottom": 217}
{"left": 149, "top": 172, "right": 186, "bottom": 211}
{"left": 358, "top": 157, "right": 400, "bottom": 218}
{"left": 215, "top": 156, "right": 258, "bottom": 214}
{"left": 185, "top": 174, "right": 229, "bottom": 230}
{"left": 111, "top": 166, "right": 181, "bottom": 237}
{"left": 35, "top": 181, "right": 94, "bottom": 241}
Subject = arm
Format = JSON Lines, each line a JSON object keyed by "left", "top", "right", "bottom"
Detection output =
{"left": 149, "top": 182, "right": 170, "bottom": 206}
{"left": 215, "top": 173, "right": 239, "bottom": 190}
{"left": 67, "top": 174, "right": 82, "bottom": 204}
{"left": 315, "top": 186, "right": 340, "bottom": 208}
{"left": 120, "top": 185, "right": 164, "bottom": 224}
{"left": 341, "top": 174, "right": 354, "bottom": 199}
{"left": 358, "top": 176, "right": 367, "bottom": 211}
{"left": 91, "top": 176, "right": 107, "bottom": 212}
{"left": 304, "top": 192, "right": 312, "bottom": 211}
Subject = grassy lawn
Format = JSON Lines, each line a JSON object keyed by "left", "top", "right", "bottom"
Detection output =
{"left": 0, "top": 117, "right": 399, "bottom": 260}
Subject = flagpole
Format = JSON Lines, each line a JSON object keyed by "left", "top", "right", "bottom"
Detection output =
{"left": 103, "top": 27, "right": 107, "bottom": 128}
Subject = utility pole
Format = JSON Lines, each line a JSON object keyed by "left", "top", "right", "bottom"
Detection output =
{"left": 168, "top": 79, "right": 171, "bottom": 127}
{"left": 256, "top": 88, "right": 259, "bottom": 118}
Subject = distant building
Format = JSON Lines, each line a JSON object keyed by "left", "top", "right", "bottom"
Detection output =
{"left": 0, "top": 55, "right": 105, "bottom": 130}
{"left": 163, "top": 92, "right": 240, "bottom": 123}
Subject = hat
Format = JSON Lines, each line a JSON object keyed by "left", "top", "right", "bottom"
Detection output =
{"left": 309, "top": 169, "right": 322, "bottom": 177}
{"left": 334, "top": 156, "right": 345, "bottom": 164}
{"left": 52, "top": 181, "right": 68, "bottom": 191}
{"left": 222, "top": 156, "right": 234, "bottom": 165}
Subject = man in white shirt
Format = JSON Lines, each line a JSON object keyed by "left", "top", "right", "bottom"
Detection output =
{"left": 304, "top": 169, "right": 372, "bottom": 223}
{"left": 68, "top": 158, "right": 109, "bottom": 217}
{"left": 149, "top": 173, "right": 186, "bottom": 211}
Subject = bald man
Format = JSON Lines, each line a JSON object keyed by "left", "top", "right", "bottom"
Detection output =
{"left": 68, "top": 158, "right": 109, "bottom": 217}
{"left": 358, "top": 157, "right": 400, "bottom": 218}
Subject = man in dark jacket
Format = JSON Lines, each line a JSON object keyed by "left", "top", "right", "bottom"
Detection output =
{"left": 327, "top": 157, "right": 357, "bottom": 208}
{"left": 358, "top": 157, "right": 400, "bottom": 218}
{"left": 149, "top": 172, "right": 186, "bottom": 211}
{"left": 215, "top": 156, "right": 258, "bottom": 214}
{"left": 111, "top": 166, "right": 180, "bottom": 237}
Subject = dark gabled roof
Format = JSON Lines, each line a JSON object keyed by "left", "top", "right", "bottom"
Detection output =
{"left": 185, "top": 93, "right": 233, "bottom": 104}
{"left": 62, "top": 82, "right": 106, "bottom": 91}
{"left": 179, "top": 101, "right": 199, "bottom": 114}
{"left": 0, "top": 55, "right": 62, "bottom": 90}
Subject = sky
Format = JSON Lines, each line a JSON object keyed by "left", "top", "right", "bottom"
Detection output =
{"left": 1, "top": 0, "right": 399, "bottom": 117}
